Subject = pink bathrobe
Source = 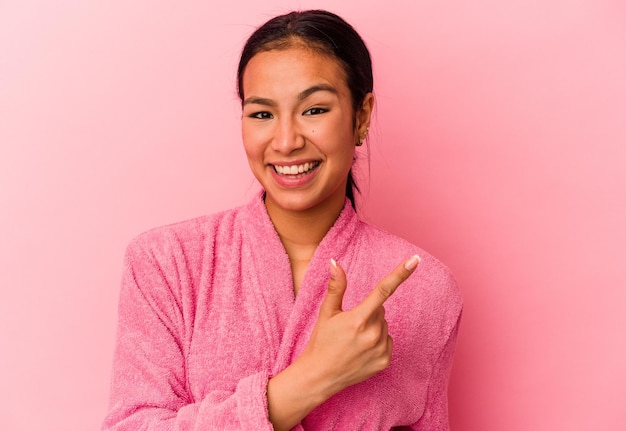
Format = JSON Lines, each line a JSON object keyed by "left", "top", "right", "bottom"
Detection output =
{"left": 102, "top": 193, "right": 462, "bottom": 430}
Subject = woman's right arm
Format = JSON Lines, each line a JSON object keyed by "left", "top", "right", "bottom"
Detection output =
{"left": 267, "top": 257, "right": 420, "bottom": 431}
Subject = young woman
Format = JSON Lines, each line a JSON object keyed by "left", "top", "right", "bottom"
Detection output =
{"left": 102, "top": 10, "right": 462, "bottom": 431}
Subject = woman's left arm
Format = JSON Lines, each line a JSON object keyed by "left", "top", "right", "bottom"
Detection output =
{"left": 408, "top": 315, "right": 462, "bottom": 431}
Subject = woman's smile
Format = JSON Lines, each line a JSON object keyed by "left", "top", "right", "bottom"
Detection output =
{"left": 272, "top": 160, "right": 321, "bottom": 176}
{"left": 269, "top": 160, "right": 322, "bottom": 188}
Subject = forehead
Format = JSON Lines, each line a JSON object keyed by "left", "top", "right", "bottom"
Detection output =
{"left": 241, "top": 46, "right": 349, "bottom": 98}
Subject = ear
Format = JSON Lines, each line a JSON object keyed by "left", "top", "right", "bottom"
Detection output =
{"left": 355, "top": 92, "right": 374, "bottom": 135}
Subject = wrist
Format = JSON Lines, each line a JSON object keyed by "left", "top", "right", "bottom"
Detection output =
{"left": 267, "top": 354, "right": 338, "bottom": 430}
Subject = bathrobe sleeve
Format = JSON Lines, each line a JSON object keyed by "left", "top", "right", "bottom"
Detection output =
{"left": 101, "top": 239, "right": 275, "bottom": 431}
{"left": 409, "top": 316, "right": 461, "bottom": 431}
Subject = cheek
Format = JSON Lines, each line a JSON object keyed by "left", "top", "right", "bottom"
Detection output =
{"left": 316, "top": 114, "right": 356, "bottom": 150}
{"left": 342, "top": 145, "right": 357, "bottom": 167}
{"left": 320, "top": 135, "right": 355, "bottom": 168}
{"left": 241, "top": 126, "right": 263, "bottom": 159}
{"left": 243, "top": 144, "right": 263, "bottom": 167}
{"left": 323, "top": 140, "right": 355, "bottom": 170}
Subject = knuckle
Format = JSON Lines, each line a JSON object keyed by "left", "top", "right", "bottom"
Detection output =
{"left": 352, "top": 314, "right": 368, "bottom": 332}
{"left": 326, "top": 279, "right": 342, "bottom": 294}
{"left": 376, "top": 281, "right": 394, "bottom": 300}
{"left": 378, "top": 354, "right": 391, "bottom": 369}
{"left": 377, "top": 337, "right": 393, "bottom": 369}
{"left": 381, "top": 319, "right": 389, "bottom": 335}
{"left": 364, "top": 324, "right": 386, "bottom": 349}
{"left": 362, "top": 327, "right": 380, "bottom": 349}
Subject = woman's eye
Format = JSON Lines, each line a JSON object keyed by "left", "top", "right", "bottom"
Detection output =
{"left": 250, "top": 111, "right": 273, "bottom": 119}
{"left": 303, "top": 107, "right": 327, "bottom": 116}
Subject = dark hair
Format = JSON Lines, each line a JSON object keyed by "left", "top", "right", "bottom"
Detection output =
{"left": 236, "top": 10, "right": 373, "bottom": 210}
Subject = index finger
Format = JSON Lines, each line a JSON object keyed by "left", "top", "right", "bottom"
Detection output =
{"left": 358, "top": 255, "right": 421, "bottom": 316}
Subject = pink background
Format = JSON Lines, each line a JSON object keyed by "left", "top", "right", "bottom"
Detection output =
{"left": 1, "top": 1, "right": 625, "bottom": 430}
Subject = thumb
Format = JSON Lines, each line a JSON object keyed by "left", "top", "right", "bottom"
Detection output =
{"left": 319, "top": 259, "right": 347, "bottom": 318}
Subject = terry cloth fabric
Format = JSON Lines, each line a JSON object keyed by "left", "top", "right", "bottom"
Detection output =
{"left": 102, "top": 193, "right": 463, "bottom": 430}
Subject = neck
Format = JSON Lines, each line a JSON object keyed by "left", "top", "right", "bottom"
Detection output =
{"left": 265, "top": 193, "right": 347, "bottom": 259}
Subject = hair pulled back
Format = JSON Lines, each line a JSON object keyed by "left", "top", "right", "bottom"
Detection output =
{"left": 236, "top": 10, "right": 373, "bottom": 209}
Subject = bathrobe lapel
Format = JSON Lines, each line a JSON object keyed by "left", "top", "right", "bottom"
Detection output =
{"left": 242, "top": 194, "right": 360, "bottom": 375}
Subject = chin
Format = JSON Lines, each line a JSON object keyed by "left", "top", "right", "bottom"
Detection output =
{"left": 268, "top": 194, "right": 318, "bottom": 212}
{"left": 265, "top": 187, "right": 346, "bottom": 215}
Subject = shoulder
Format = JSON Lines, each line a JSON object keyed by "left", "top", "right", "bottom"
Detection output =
{"left": 356, "top": 219, "right": 458, "bottom": 279}
{"left": 119, "top": 204, "right": 253, "bottom": 308}
{"left": 124, "top": 204, "right": 247, "bottom": 265}
{"left": 353, "top": 220, "right": 463, "bottom": 326}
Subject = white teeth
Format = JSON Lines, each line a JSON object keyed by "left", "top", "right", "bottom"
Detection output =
{"left": 274, "top": 162, "right": 319, "bottom": 175}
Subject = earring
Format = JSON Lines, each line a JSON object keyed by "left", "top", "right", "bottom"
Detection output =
{"left": 356, "top": 127, "right": 369, "bottom": 146}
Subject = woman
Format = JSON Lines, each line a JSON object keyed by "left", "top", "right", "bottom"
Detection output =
{"left": 102, "top": 10, "right": 462, "bottom": 431}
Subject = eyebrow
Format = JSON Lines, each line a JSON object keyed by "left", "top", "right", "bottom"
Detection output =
{"left": 298, "top": 84, "right": 338, "bottom": 101}
{"left": 242, "top": 84, "right": 338, "bottom": 106}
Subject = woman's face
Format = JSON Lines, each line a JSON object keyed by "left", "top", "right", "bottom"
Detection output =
{"left": 241, "top": 45, "right": 372, "bottom": 215}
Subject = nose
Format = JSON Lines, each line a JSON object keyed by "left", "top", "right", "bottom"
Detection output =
{"left": 271, "top": 116, "right": 305, "bottom": 154}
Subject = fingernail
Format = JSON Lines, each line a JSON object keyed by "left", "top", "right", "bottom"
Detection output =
{"left": 404, "top": 255, "right": 421, "bottom": 271}
{"left": 330, "top": 258, "right": 338, "bottom": 279}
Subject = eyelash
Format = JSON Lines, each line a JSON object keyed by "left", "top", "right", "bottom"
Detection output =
{"left": 248, "top": 107, "right": 328, "bottom": 119}
{"left": 250, "top": 111, "right": 273, "bottom": 119}
{"left": 304, "top": 107, "right": 327, "bottom": 116}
